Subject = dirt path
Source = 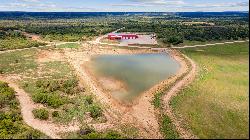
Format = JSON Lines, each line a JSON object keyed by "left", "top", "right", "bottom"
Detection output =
{"left": 0, "top": 76, "right": 80, "bottom": 139}
{"left": 162, "top": 51, "right": 198, "bottom": 139}
{"left": 95, "top": 38, "right": 249, "bottom": 50}
{"left": 171, "top": 40, "right": 249, "bottom": 49}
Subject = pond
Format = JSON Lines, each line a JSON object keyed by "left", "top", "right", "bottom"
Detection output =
{"left": 87, "top": 53, "right": 180, "bottom": 105}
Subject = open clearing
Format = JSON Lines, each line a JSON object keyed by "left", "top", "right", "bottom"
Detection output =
{"left": 0, "top": 27, "right": 249, "bottom": 139}
{"left": 171, "top": 42, "right": 249, "bottom": 139}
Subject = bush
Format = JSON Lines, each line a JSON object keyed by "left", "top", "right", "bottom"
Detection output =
{"left": 81, "top": 132, "right": 102, "bottom": 139}
{"left": 78, "top": 126, "right": 94, "bottom": 136}
{"left": 152, "top": 92, "right": 162, "bottom": 108}
{"left": 21, "top": 129, "right": 45, "bottom": 139}
{"left": 85, "top": 95, "right": 93, "bottom": 105}
{"left": 47, "top": 94, "right": 65, "bottom": 108}
{"left": 0, "top": 69, "right": 3, "bottom": 74}
{"left": 0, "top": 82, "right": 16, "bottom": 108}
{"left": 47, "top": 81, "right": 60, "bottom": 92}
{"left": 104, "top": 131, "right": 124, "bottom": 139}
{"left": 88, "top": 105, "right": 102, "bottom": 118}
{"left": 66, "top": 124, "right": 124, "bottom": 139}
{"left": 35, "top": 80, "right": 43, "bottom": 88}
{"left": 32, "top": 108, "right": 49, "bottom": 120}
{"left": 160, "top": 115, "right": 179, "bottom": 139}
{"left": 63, "top": 79, "right": 78, "bottom": 89}
{"left": 35, "top": 79, "right": 82, "bottom": 95}
{"left": 32, "top": 92, "right": 66, "bottom": 108}
{"left": 162, "top": 36, "right": 183, "bottom": 45}
{"left": 32, "top": 92, "right": 48, "bottom": 104}
{"left": 52, "top": 111, "right": 59, "bottom": 118}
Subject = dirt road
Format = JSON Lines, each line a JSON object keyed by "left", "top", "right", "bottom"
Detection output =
{"left": 162, "top": 51, "right": 198, "bottom": 139}
{"left": 171, "top": 40, "right": 249, "bottom": 49}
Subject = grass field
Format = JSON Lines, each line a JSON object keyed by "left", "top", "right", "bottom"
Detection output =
{"left": 0, "top": 49, "right": 38, "bottom": 74}
{"left": 171, "top": 42, "right": 249, "bottom": 139}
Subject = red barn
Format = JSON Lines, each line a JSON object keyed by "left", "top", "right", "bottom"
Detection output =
{"left": 108, "top": 33, "right": 138, "bottom": 40}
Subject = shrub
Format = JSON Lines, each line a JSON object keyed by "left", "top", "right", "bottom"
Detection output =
{"left": 162, "top": 36, "right": 183, "bottom": 45}
{"left": 78, "top": 126, "right": 94, "bottom": 136}
{"left": 32, "top": 92, "right": 66, "bottom": 108}
{"left": 152, "top": 92, "right": 162, "bottom": 108}
{"left": 35, "top": 80, "right": 43, "bottom": 88}
{"left": 85, "top": 95, "right": 93, "bottom": 105}
{"left": 160, "top": 115, "right": 179, "bottom": 139}
{"left": 21, "top": 129, "right": 45, "bottom": 139}
{"left": 47, "top": 80, "right": 60, "bottom": 92}
{"left": 47, "top": 93, "right": 66, "bottom": 108}
{"left": 35, "top": 79, "right": 82, "bottom": 95}
{"left": 32, "top": 108, "right": 49, "bottom": 120}
{"left": 0, "top": 82, "right": 16, "bottom": 108}
{"left": 63, "top": 79, "right": 78, "bottom": 89}
{"left": 88, "top": 105, "right": 102, "bottom": 118}
{"left": 104, "top": 131, "right": 124, "bottom": 139}
{"left": 0, "top": 69, "right": 3, "bottom": 74}
{"left": 32, "top": 92, "right": 48, "bottom": 104}
{"left": 52, "top": 111, "right": 59, "bottom": 118}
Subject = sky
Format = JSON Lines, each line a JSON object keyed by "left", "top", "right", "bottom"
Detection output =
{"left": 0, "top": 0, "right": 249, "bottom": 12}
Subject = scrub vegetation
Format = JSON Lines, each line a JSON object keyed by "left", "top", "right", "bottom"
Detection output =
{"left": 171, "top": 42, "right": 249, "bottom": 139}
{"left": 32, "top": 108, "right": 49, "bottom": 120}
{"left": 160, "top": 115, "right": 179, "bottom": 139}
{"left": 0, "top": 49, "right": 105, "bottom": 125}
{"left": 64, "top": 125, "right": 124, "bottom": 139}
{"left": 0, "top": 81, "right": 48, "bottom": 139}
{"left": 0, "top": 30, "right": 46, "bottom": 51}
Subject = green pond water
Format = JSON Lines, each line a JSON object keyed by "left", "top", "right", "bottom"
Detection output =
{"left": 89, "top": 53, "right": 180, "bottom": 104}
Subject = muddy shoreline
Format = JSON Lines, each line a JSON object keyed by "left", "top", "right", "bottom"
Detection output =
{"left": 82, "top": 49, "right": 186, "bottom": 107}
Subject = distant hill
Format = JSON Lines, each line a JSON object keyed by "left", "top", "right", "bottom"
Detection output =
{"left": 0, "top": 11, "right": 248, "bottom": 20}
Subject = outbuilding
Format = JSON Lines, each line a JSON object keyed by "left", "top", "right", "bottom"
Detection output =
{"left": 108, "top": 33, "right": 139, "bottom": 40}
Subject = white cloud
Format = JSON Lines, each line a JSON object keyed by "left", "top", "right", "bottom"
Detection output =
{"left": 0, "top": 0, "right": 249, "bottom": 12}
{"left": 231, "top": 1, "right": 249, "bottom": 7}
{"left": 112, "top": 0, "right": 185, "bottom": 7}
{"left": 182, "top": 1, "right": 249, "bottom": 9}
{"left": 128, "top": 0, "right": 183, "bottom": 4}
{"left": 18, "top": 0, "right": 40, "bottom": 3}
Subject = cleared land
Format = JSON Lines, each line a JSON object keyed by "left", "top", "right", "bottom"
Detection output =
{"left": 171, "top": 42, "right": 249, "bottom": 139}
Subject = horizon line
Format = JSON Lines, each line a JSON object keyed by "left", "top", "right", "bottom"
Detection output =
{"left": 0, "top": 11, "right": 249, "bottom": 13}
